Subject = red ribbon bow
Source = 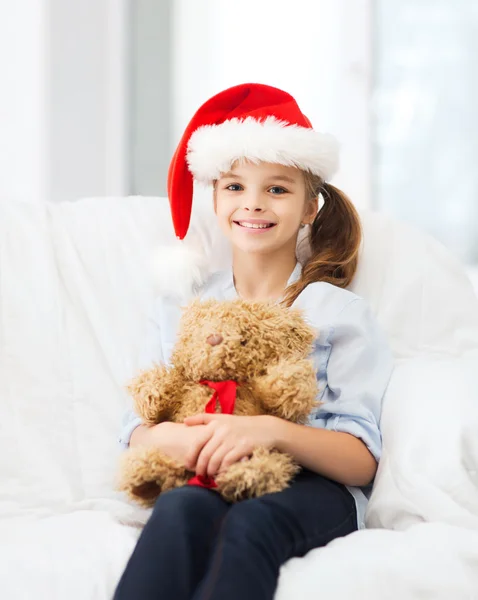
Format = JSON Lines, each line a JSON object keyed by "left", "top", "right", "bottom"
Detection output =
{"left": 187, "top": 380, "right": 238, "bottom": 490}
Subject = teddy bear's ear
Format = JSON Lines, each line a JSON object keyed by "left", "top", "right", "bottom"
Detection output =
{"left": 286, "top": 308, "right": 317, "bottom": 348}
{"left": 180, "top": 297, "right": 203, "bottom": 312}
{"left": 257, "top": 304, "right": 317, "bottom": 353}
{"left": 179, "top": 298, "right": 224, "bottom": 328}
{"left": 178, "top": 298, "right": 204, "bottom": 329}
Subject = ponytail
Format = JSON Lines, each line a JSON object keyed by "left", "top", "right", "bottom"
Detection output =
{"left": 282, "top": 180, "right": 362, "bottom": 308}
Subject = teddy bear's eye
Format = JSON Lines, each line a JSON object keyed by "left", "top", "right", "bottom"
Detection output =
{"left": 240, "top": 339, "right": 248, "bottom": 346}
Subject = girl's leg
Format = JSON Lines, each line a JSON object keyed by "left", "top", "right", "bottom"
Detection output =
{"left": 193, "top": 469, "right": 357, "bottom": 600}
{"left": 114, "top": 485, "right": 229, "bottom": 600}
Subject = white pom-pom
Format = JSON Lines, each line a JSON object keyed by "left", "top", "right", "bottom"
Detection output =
{"left": 147, "top": 184, "right": 226, "bottom": 300}
{"left": 149, "top": 184, "right": 232, "bottom": 300}
{"left": 151, "top": 241, "right": 210, "bottom": 302}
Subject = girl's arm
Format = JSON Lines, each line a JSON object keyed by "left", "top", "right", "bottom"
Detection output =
{"left": 300, "top": 297, "right": 393, "bottom": 485}
{"left": 130, "top": 421, "right": 214, "bottom": 468}
{"left": 271, "top": 419, "right": 377, "bottom": 487}
{"left": 184, "top": 412, "right": 377, "bottom": 486}
{"left": 130, "top": 423, "right": 155, "bottom": 447}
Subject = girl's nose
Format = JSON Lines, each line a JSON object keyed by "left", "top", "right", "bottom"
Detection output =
{"left": 243, "top": 192, "right": 265, "bottom": 212}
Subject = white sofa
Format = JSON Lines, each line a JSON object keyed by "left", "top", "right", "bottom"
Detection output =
{"left": 1, "top": 195, "right": 478, "bottom": 600}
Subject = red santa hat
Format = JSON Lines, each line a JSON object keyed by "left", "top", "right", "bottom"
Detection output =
{"left": 167, "top": 82, "right": 339, "bottom": 239}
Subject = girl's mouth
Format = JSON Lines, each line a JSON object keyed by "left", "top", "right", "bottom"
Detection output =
{"left": 233, "top": 220, "right": 277, "bottom": 231}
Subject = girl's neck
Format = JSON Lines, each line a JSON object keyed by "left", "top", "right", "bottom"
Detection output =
{"left": 232, "top": 249, "right": 297, "bottom": 302}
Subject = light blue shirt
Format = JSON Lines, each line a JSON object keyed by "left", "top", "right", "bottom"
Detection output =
{"left": 119, "top": 263, "right": 394, "bottom": 528}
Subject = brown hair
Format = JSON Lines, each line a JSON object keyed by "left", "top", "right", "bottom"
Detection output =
{"left": 281, "top": 172, "right": 362, "bottom": 307}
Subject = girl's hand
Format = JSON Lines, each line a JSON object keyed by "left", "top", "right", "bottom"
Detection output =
{"left": 133, "top": 421, "right": 214, "bottom": 469}
{"left": 183, "top": 414, "right": 281, "bottom": 478}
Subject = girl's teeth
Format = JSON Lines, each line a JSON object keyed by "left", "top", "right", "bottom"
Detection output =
{"left": 239, "top": 222, "right": 272, "bottom": 229}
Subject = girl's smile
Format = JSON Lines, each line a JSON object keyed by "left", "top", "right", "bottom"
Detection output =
{"left": 233, "top": 218, "right": 277, "bottom": 233}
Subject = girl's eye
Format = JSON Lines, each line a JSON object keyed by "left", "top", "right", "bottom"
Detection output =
{"left": 225, "top": 183, "right": 243, "bottom": 191}
{"left": 269, "top": 186, "right": 287, "bottom": 195}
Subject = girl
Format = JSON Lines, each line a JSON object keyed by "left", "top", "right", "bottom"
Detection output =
{"left": 114, "top": 83, "right": 393, "bottom": 600}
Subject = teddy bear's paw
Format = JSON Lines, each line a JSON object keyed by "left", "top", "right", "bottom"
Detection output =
{"left": 258, "top": 360, "right": 319, "bottom": 423}
{"left": 215, "top": 448, "right": 300, "bottom": 502}
{"left": 127, "top": 364, "right": 180, "bottom": 424}
{"left": 118, "top": 447, "right": 190, "bottom": 508}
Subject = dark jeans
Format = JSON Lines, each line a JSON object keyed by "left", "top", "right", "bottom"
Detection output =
{"left": 113, "top": 470, "right": 357, "bottom": 600}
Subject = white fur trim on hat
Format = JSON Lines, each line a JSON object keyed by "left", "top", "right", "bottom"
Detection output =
{"left": 186, "top": 116, "right": 339, "bottom": 183}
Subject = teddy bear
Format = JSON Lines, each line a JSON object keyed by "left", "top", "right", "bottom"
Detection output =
{"left": 118, "top": 298, "right": 319, "bottom": 507}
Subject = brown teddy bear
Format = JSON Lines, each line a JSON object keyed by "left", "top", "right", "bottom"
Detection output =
{"left": 118, "top": 298, "right": 319, "bottom": 507}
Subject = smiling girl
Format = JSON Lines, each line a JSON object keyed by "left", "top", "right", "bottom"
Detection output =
{"left": 114, "top": 83, "right": 393, "bottom": 600}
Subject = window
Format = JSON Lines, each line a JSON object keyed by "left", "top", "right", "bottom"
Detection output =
{"left": 373, "top": 0, "right": 478, "bottom": 267}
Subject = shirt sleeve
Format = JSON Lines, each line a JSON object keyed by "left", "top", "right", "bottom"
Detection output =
{"left": 118, "top": 297, "right": 165, "bottom": 449}
{"left": 310, "top": 298, "right": 394, "bottom": 462}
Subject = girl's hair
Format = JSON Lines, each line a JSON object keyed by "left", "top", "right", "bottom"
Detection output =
{"left": 281, "top": 171, "right": 362, "bottom": 308}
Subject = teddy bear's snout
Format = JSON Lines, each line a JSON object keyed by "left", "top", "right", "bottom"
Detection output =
{"left": 206, "top": 333, "right": 223, "bottom": 346}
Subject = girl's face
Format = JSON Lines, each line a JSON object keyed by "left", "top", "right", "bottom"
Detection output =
{"left": 214, "top": 161, "right": 317, "bottom": 257}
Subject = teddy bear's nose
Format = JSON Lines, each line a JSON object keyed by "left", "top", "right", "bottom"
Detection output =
{"left": 206, "top": 334, "right": 223, "bottom": 346}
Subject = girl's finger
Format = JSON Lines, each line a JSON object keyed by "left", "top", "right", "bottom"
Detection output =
{"left": 195, "top": 435, "right": 225, "bottom": 477}
{"left": 184, "top": 428, "right": 215, "bottom": 470}
{"left": 184, "top": 414, "right": 211, "bottom": 426}
{"left": 206, "top": 444, "right": 231, "bottom": 478}
{"left": 218, "top": 447, "right": 251, "bottom": 474}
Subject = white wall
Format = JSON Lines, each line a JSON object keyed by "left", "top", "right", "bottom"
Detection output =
{"left": 172, "top": 0, "right": 372, "bottom": 208}
{"left": 0, "top": 0, "right": 127, "bottom": 204}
